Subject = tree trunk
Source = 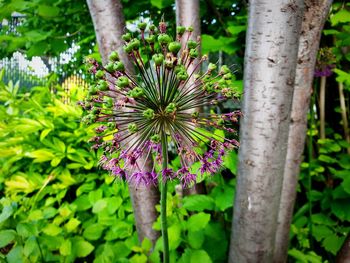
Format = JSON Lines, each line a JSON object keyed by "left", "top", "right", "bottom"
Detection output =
{"left": 176, "top": 0, "right": 206, "bottom": 196}
{"left": 336, "top": 233, "right": 350, "bottom": 263}
{"left": 274, "top": 1, "right": 332, "bottom": 262}
{"left": 86, "top": 0, "right": 160, "bottom": 244}
{"left": 229, "top": 1, "right": 304, "bottom": 262}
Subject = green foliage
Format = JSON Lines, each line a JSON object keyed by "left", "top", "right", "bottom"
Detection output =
{"left": 0, "top": 78, "right": 137, "bottom": 262}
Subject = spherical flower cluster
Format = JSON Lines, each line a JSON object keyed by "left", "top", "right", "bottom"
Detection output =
{"left": 81, "top": 20, "right": 240, "bottom": 187}
{"left": 315, "top": 47, "right": 336, "bottom": 77}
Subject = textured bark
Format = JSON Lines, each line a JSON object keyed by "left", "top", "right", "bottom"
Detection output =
{"left": 176, "top": 0, "right": 206, "bottom": 196}
{"left": 274, "top": 2, "right": 332, "bottom": 262}
{"left": 229, "top": 1, "right": 304, "bottom": 262}
{"left": 87, "top": 0, "right": 160, "bottom": 244}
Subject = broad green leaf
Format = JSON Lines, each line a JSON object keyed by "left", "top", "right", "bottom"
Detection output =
{"left": 92, "top": 199, "right": 108, "bottom": 213}
{"left": 0, "top": 204, "right": 14, "bottom": 223}
{"left": 190, "top": 250, "right": 212, "bottom": 263}
{"left": 107, "top": 196, "right": 123, "bottom": 214}
{"left": 223, "top": 150, "right": 238, "bottom": 174}
{"left": 105, "top": 221, "right": 133, "bottom": 240}
{"left": 188, "top": 230, "right": 204, "bottom": 249}
{"left": 72, "top": 238, "right": 94, "bottom": 258}
{"left": 42, "top": 224, "right": 62, "bottom": 236}
{"left": 73, "top": 194, "right": 92, "bottom": 211}
{"left": 331, "top": 9, "right": 350, "bottom": 26}
{"left": 168, "top": 223, "right": 182, "bottom": 250}
{"left": 64, "top": 218, "right": 81, "bottom": 232}
{"left": 322, "top": 234, "right": 345, "bottom": 255}
{"left": 0, "top": 230, "right": 16, "bottom": 248}
{"left": 227, "top": 25, "right": 246, "bottom": 35}
{"left": 141, "top": 238, "right": 152, "bottom": 252}
{"left": 23, "top": 236, "right": 37, "bottom": 257}
{"left": 312, "top": 225, "right": 333, "bottom": 242}
{"left": 130, "top": 254, "right": 147, "bottom": 263}
{"left": 311, "top": 213, "right": 336, "bottom": 226}
{"left": 27, "top": 149, "right": 55, "bottom": 162}
{"left": 318, "top": 154, "right": 337, "bottom": 163}
{"left": 37, "top": 5, "right": 60, "bottom": 18}
{"left": 150, "top": 0, "right": 172, "bottom": 9}
{"left": 59, "top": 239, "right": 71, "bottom": 256}
{"left": 211, "top": 185, "right": 234, "bottom": 211}
{"left": 331, "top": 200, "right": 350, "bottom": 221}
{"left": 182, "top": 195, "right": 215, "bottom": 212}
{"left": 187, "top": 212, "right": 211, "bottom": 232}
{"left": 83, "top": 224, "right": 104, "bottom": 240}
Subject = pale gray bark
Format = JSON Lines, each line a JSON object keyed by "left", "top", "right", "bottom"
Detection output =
{"left": 229, "top": 1, "right": 304, "bottom": 262}
{"left": 274, "top": 1, "right": 333, "bottom": 262}
{"left": 87, "top": 0, "right": 160, "bottom": 244}
{"left": 176, "top": 0, "right": 206, "bottom": 196}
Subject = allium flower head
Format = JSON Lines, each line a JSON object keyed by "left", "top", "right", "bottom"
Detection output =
{"left": 81, "top": 20, "right": 240, "bottom": 187}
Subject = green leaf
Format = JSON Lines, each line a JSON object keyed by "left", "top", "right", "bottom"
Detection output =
{"left": 92, "top": 199, "right": 108, "bottom": 213}
{"left": 37, "top": 5, "right": 60, "bottom": 18}
{"left": 188, "top": 230, "right": 204, "bottom": 249}
{"left": 311, "top": 213, "right": 336, "bottom": 226}
{"left": 227, "top": 25, "right": 246, "bottom": 35}
{"left": 223, "top": 150, "right": 238, "bottom": 174}
{"left": 83, "top": 224, "right": 104, "bottom": 240}
{"left": 27, "top": 149, "right": 55, "bottom": 162}
{"left": 59, "top": 239, "right": 71, "bottom": 256}
{"left": 141, "top": 238, "right": 152, "bottom": 252}
{"left": 72, "top": 238, "right": 94, "bottom": 258}
{"left": 312, "top": 225, "right": 333, "bottom": 242}
{"left": 105, "top": 221, "right": 133, "bottom": 240}
{"left": 130, "top": 254, "right": 148, "bottom": 263}
{"left": 182, "top": 195, "right": 215, "bottom": 212}
{"left": 107, "top": 196, "right": 123, "bottom": 214}
{"left": 322, "top": 234, "right": 345, "bottom": 255}
{"left": 73, "top": 194, "right": 92, "bottom": 211}
{"left": 318, "top": 154, "right": 337, "bottom": 163}
{"left": 27, "top": 41, "right": 49, "bottom": 57}
{"left": 168, "top": 223, "right": 182, "bottom": 250}
{"left": 64, "top": 218, "right": 81, "bottom": 232}
{"left": 331, "top": 200, "right": 350, "bottom": 221}
{"left": 23, "top": 236, "right": 37, "bottom": 257}
{"left": 190, "top": 250, "right": 212, "bottom": 263}
{"left": 40, "top": 129, "right": 52, "bottom": 141}
{"left": 211, "top": 185, "right": 234, "bottom": 211}
{"left": 42, "top": 224, "right": 62, "bottom": 236}
{"left": 0, "top": 230, "right": 16, "bottom": 248}
{"left": 0, "top": 204, "right": 14, "bottom": 224}
{"left": 150, "top": 0, "right": 172, "bottom": 9}
{"left": 331, "top": 9, "right": 350, "bottom": 26}
{"left": 187, "top": 212, "right": 211, "bottom": 232}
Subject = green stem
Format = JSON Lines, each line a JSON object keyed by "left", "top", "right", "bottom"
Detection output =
{"left": 308, "top": 88, "right": 315, "bottom": 249}
{"left": 161, "top": 132, "right": 169, "bottom": 263}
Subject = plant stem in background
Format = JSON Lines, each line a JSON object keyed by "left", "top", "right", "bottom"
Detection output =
{"left": 161, "top": 132, "right": 169, "bottom": 263}
{"left": 338, "top": 82, "right": 350, "bottom": 154}
{"left": 320, "top": 76, "right": 326, "bottom": 139}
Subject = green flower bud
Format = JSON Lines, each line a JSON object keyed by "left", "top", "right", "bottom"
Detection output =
{"left": 146, "top": 35, "right": 156, "bottom": 44}
{"left": 174, "top": 64, "right": 186, "bottom": 74}
{"left": 109, "top": 51, "right": 119, "bottom": 61}
{"left": 113, "top": 61, "right": 125, "bottom": 72}
{"left": 128, "top": 123, "right": 138, "bottom": 133}
{"left": 122, "top": 33, "right": 131, "bottom": 42}
{"left": 128, "top": 87, "right": 144, "bottom": 98}
{"left": 165, "top": 103, "right": 177, "bottom": 114}
{"left": 177, "top": 26, "right": 186, "bottom": 35}
{"left": 223, "top": 73, "right": 233, "bottom": 80}
{"left": 97, "top": 80, "right": 108, "bottom": 91}
{"left": 105, "top": 62, "right": 115, "bottom": 72}
{"left": 150, "top": 134, "right": 160, "bottom": 143}
{"left": 219, "top": 65, "right": 230, "bottom": 75}
{"left": 208, "top": 63, "right": 217, "bottom": 72}
{"left": 152, "top": 54, "right": 164, "bottom": 66}
{"left": 88, "top": 86, "right": 98, "bottom": 95}
{"left": 168, "top": 41, "right": 181, "bottom": 54}
{"left": 129, "top": 38, "right": 140, "bottom": 50}
{"left": 105, "top": 97, "right": 114, "bottom": 107}
{"left": 138, "top": 22, "right": 147, "bottom": 30}
{"left": 95, "top": 70, "right": 104, "bottom": 79}
{"left": 189, "top": 48, "right": 198, "bottom": 58}
{"left": 187, "top": 40, "right": 197, "bottom": 49}
{"left": 143, "top": 108, "right": 155, "bottom": 119}
{"left": 116, "top": 76, "right": 129, "bottom": 88}
{"left": 149, "top": 24, "right": 156, "bottom": 31}
{"left": 124, "top": 44, "right": 133, "bottom": 54}
{"left": 158, "top": 34, "right": 172, "bottom": 45}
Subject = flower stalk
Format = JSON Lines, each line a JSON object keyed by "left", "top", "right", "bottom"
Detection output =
{"left": 161, "top": 132, "right": 169, "bottom": 263}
